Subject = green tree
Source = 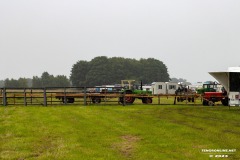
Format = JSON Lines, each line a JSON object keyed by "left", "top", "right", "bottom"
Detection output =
{"left": 70, "top": 56, "right": 170, "bottom": 86}
{"left": 4, "top": 78, "right": 28, "bottom": 88}
{"left": 32, "top": 76, "right": 42, "bottom": 88}
{"left": 55, "top": 75, "right": 70, "bottom": 87}
{"left": 32, "top": 72, "right": 70, "bottom": 87}
{"left": 70, "top": 60, "right": 90, "bottom": 86}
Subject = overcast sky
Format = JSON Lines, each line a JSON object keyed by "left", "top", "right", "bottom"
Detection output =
{"left": 1, "top": 0, "right": 240, "bottom": 83}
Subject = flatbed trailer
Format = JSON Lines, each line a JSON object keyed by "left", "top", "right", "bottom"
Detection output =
{"left": 55, "top": 92, "right": 154, "bottom": 104}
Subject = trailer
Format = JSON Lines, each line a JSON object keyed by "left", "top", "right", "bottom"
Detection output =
{"left": 209, "top": 67, "right": 240, "bottom": 106}
{"left": 55, "top": 91, "right": 154, "bottom": 105}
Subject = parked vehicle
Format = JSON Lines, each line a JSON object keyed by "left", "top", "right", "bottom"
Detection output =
{"left": 119, "top": 80, "right": 153, "bottom": 104}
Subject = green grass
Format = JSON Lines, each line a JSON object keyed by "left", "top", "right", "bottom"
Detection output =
{"left": 0, "top": 105, "right": 240, "bottom": 160}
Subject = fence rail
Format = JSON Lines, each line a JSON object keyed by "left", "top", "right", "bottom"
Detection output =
{"left": 0, "top": 87, "right": 201, "bottom": 106}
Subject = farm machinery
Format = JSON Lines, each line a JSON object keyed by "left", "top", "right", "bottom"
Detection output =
{"left": 118, "top": 80, "right": 153, "bottom": 104}
{"left": 197, "top": 81, "right": 228, "bottom": 106}
{"left": 175, "top": 83, "right": 197, "bottom": 102}
{"left": 55, "top": 80, "right": 153, "bottom": 105}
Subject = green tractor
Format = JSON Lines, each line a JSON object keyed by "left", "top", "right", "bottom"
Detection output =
{"left": 196, "top": 81, "right": 219, "bottom": 94}
{"left": 119, "top": 80, "right": 153, "bottom": 104}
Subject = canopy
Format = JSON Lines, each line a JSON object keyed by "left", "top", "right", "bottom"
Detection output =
{"left": 209, "top": 67, "right": 240, "bottom": 93}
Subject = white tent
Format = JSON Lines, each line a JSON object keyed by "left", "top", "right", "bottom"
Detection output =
{"left": 209, "top": 67, "right": 240, "bottom": 92}
{"left": 209, "top": 67, "right": 240, "bottom": 106}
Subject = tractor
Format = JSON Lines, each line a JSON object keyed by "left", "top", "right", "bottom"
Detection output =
{"left": 197, "top": 81, "right": 228, "bottom": 106}
{"left": 118, "top": 80, "right": 153, "bottom": 104}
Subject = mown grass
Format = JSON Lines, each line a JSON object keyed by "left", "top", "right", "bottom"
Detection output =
{"left": 0, "top": 105, "right": 240, "bottom": 160}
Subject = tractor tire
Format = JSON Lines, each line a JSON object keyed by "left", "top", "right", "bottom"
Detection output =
{"left": 119, "top": 90, "right": 135, "bottom": 104}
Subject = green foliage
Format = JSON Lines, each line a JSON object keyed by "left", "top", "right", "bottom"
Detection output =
{"left": 1, "top": 106, "right": 240, "bottom": 160}
{"left": 4, "top": 78, "right": 29, "bottom": 88}
{"left": 32, "top": 72, "right": 70, "bottom": 87}
{"left": 0, "top": 80, "right": 5, "bottom": 87}
{"left": 70, "top": 57, "right": 170, "bottom": 86}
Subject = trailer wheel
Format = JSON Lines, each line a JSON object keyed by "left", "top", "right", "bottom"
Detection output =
{"left": 62, "top": 98, "right": 75, "bottom": 103}
{"left": 203, "top": 100, "right": 208, "bottom": 106}
{"left": 191, "top": 97, "right": 195, "bottom": 102}
{"left": 177, "top": 97, "right": 180, "bottom": 102}
{"left": 208, "top": 101, "right": 214, "bottom": 106}
{"left": 92, "top": 97, "right": 101, "bottom": 104}
{"left": 142, "top": 98, "right": 152, "bottom": 104}
{"left": 221, "top": 97, "right": 228, "bottom": 106}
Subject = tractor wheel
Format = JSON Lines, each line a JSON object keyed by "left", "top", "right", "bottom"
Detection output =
{"left": 119, "top": 90, "right": 135, "bottom": 104}
{"left": 119, "top": 97, "right": 135, "bottom": 104}
{"left": 125, "top": 96, "right": 135, "bottom": 104}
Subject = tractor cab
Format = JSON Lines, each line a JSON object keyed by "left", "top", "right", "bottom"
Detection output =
{"left": 197, "top": 81, "right": 219, "bottom": 94}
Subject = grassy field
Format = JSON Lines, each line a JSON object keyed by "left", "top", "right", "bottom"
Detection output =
{"left": 0, "top": 104, "right": 240, "bottom": 160}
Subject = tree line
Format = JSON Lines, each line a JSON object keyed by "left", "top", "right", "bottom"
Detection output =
{"left": 1, "top": 56, "right": 189, "bottom": 88}
{"left": 2, "top": 72, "right": 70, "bottom": 88}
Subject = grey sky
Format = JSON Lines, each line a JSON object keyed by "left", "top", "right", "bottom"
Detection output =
{"left": 1, "top": 0, "right": 240, "bottom": 83}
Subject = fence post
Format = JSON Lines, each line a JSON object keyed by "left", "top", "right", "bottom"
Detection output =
{"left": 64, "top": 87, "right": 67, "bottom": 105}
{"left": 24, "top": 88, "right": 27, "bottom": 106}
{"left": 43, "top": 88, "right": 47, "bottom": 106}
{"left": 84, "top": 87, "right": 87, "bottom": 106}
{"left": 3, "top": 88, "right": 7, "bottom": 106}
{"left": 123, "top": 91, "right": 126, "bottom": 106}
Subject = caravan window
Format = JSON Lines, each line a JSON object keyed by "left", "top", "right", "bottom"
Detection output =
{"left": 158, "top": 85, "right": 162, "bottom": 89}
{"left": 169, "top": 85, "right": 176, "bottom": 90}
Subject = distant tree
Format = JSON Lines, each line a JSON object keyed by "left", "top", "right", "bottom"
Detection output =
{"left": 85, "top": 56, "right": 110, "bottom": 86}
{"left": 70, "top": 60, "right": 90, "bottom": 86}
{"left": 32, "top": 76, "right": 42, "bottom": 88}
{"left": 55, "top": 75, "right": 70, "bottom": 87}
{"left": 4, "top": 78, "right": 28, "bottom": 88}
{"left": 32, "top": 72, "right": 70, "bottom": 87}
{"left": 170, "top": 78, "right": 191, "bottom": 85}
{"left": 17, "top": 78, "right": 28, "bottom": 87}
{"left": 139, "top": 58, "right": 170, "bottom": 83}
{"left": 0, "top": 80, "right": 5, "bottom": 87}
{"left": 70, "top": 56, "right": 170, "bottom": 86}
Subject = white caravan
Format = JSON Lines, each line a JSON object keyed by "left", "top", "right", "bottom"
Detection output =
{"left": 151, "top": 82, "right": 179, "bottom": 95}
{"left": 209, "top": 67, "right": 240, "bottom": 106}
